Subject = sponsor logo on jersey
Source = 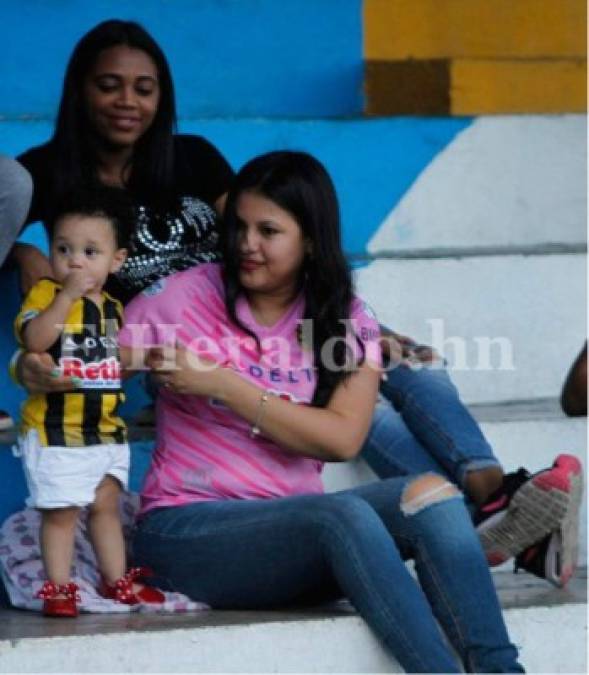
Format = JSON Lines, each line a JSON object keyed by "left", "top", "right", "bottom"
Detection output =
{"left": 59, "top": 357, "right": 121, "bottom": 389}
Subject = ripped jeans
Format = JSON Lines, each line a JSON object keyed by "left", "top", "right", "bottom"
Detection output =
{"left": 362, "top": 364, "right": 501, "bottom": 493}
{"left": 134, "top": 476, "right": 523, "bottom": 673}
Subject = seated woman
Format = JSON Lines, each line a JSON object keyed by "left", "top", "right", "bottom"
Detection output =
{"left": 119, "top": 151, "right": 524, "bottom": 673}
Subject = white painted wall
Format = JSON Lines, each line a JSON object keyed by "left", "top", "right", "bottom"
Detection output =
{"left": 368, "top": 116, "right": 587, "bottom": 252}
{"left": 355, "top": 254, "right": 586, "bottom": 404}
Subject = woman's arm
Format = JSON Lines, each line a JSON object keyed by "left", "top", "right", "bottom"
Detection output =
{"left": 379, "top": 324, "right": 440, "bottom": 365}
{"left": 219, "top": 361, "right": 380, "bottom": 461}
{"left": 9, "top": 243, "right": 53, "bottom": 296}
{"left": 15, "top": 351, "right": 75, "bottom": 394}
{"left": 147, "top": 346, "right": 380, "bottom": 462}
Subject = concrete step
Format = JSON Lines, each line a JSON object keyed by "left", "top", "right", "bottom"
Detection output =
{"left": 355, "top": 252, "right": 586, "bottom": 404}
{"left": 0, "top": 571, "right": 585, "bottom": 673}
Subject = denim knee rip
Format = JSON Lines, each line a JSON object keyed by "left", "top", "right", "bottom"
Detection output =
{"left": 400, "top": 473, "right": 461, "bottom": 516}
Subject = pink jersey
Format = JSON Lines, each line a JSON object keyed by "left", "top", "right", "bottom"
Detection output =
{"left": 119, "top": 263, "right": 381, "bottom": 513}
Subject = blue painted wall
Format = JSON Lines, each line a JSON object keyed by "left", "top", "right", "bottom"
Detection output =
{"left": 0, "top": 118, "right": 471, "bottom": 256}
{"left": 0, "top": 0, "right": 363, "bottom": 118}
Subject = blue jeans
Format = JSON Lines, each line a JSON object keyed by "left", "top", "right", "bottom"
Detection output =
{"left": 362, "top": 364, "right": 501, "bottom": 491}
{"left": 134, "top": 477, "right": 523, "bottom": 673}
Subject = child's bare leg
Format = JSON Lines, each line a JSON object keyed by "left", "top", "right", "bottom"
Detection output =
{"left": 40, "top": 507, "right": 80, "bottom": 585}
{"left": 87, "top": 476, "right": 126, "bottom": 584}
{"left": 89, "top": 476, "right": 163, "bottom": 602}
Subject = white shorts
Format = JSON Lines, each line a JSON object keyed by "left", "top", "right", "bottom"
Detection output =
{"left": 14, "top": 430, "right": 130, "bottom": 509}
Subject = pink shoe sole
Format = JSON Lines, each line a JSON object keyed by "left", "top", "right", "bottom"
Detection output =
{"left": 480, "top": 454, "right": 583, "bottom": 566}
{"left": 533, "top": 455, "right": 582, "bottom": 494}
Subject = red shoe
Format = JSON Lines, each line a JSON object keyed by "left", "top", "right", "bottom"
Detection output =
{"left": 37, "top": 581, "right": 80, "bottom": 618}
{"left": 99, "top": 567, "right": 165, "bottom": 605}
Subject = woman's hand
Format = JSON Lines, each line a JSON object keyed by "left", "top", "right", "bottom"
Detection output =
{"left": 11, "top": 244, "right": 53, "bottom": 296}
{"left": 379, "top": 325, "right": 440, "bottom": 366}
{"left": 18, "top": 351, "right": 76, "bottom": 394}
{"left": 147, "top": 345, "right": 224, "bottom": 396}
{"left": 379, "top": 333, "right": 403, "bottom": 366}
{"left": 396, "top": 332, "right": 440, "bottom": 364}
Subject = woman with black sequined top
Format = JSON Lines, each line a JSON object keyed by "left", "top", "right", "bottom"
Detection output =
{"left": 14, "top": 19, "right": 234, "bottom": 306}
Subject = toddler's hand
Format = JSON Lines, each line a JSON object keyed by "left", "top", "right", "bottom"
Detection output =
{"left": 62, "top": 271, "right": 95, "bottom": 301}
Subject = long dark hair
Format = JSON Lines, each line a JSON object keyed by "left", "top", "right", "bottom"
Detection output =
{"left": 51, "top": 19, "right": 177, "bottom": 205}
{"left": 221, "top": 151, "right": 360, "bottom": 407}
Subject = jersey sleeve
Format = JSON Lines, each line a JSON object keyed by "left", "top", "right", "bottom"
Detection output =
{"left": 350, "top": 297, "right": 382, "bottom": 368}
{"left": 14, "top": 279, "right": 56, "bottom": 344}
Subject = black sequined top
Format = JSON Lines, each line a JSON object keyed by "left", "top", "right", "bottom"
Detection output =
{"left": 18, "top": 135, "right": 234, "bottom": 304}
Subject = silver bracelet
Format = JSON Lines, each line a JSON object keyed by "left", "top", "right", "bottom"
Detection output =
{"left": 250, "top": 390, "right": 270, "bottom": 438}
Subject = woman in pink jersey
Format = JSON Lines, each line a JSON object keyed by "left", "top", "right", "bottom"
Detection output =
{"left": 119, "top": 151, "right": 523, "bottom": 673}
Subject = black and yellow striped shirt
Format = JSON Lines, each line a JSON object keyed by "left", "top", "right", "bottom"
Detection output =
{"left": 15, "top": 279, "right": 127, "bottom": 447}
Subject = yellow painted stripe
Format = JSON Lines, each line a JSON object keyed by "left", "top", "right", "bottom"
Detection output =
{"left": 451, "top": 59, "right": 587, "bottom": 115}
{"left": 364, "top": 0, "right": 587, "bottom": 60}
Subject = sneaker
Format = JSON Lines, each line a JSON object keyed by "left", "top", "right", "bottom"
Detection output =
{"left": 515, "top": 532, "right": 565, "bottom": 587}
{"left": 515, "top": 459, "right": 584, "bottom": 587}
{"left": 475, "top": 454, "right": 583, "bottom": 567}
{"left": 0, "top": 410, "right": 14, "bottom": 431}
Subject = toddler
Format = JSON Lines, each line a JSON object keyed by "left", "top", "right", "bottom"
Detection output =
{"left": 14, "top": 188, "right": 164, "bottom": 616}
